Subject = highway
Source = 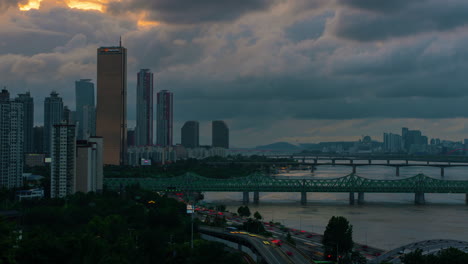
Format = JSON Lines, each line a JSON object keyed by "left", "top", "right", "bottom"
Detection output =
{"left": 199, "top": 226, "right": 314, "bottom": 264}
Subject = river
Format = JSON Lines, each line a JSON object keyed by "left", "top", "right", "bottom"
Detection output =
{"left": 203, "top": 161, "right": 468, "bottom": 250}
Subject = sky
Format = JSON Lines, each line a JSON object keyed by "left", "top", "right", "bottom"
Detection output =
{"left": 2, "top": 0, "right": 468, "bottom": 147}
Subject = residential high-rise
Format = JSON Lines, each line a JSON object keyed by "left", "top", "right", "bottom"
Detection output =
{"left": 15, "top": 92, "right": 34, "bottom": 153}
{"left": 96, "top": 44, "right": 127, "bottom": 165}
{"left": 50, "top": 121, "right": 76, "bottom": 198}
{"left": 33, "top": 126, "right": 44, "bottom": 153}
{"left": 135, "top": 69, "right": 154, "bottom": 146}
{"left": 75, "top": 79, "right": 95, "bottom": 140}
{"left": 76, "top": 137, "right": 103, "bottom": 193}
{"left": 156, "top": 90, "right": 173, "bottom": 147}
{"left": 181, "top": 121, "right": 199, "bottom": 148}
{"left": 212, "top": 120, "right": 229, "bottom": 149}
{"left": 0, "top": 88, "right": 24, "bottom": 189}
{"left": 44, "top": 92, "right": 63, "bottom": 155}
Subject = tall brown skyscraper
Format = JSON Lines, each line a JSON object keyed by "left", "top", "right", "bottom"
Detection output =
{"left": 96, "top": 44, "right": 127, "bottom": 165}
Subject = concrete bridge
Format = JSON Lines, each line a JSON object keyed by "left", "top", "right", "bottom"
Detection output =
{"left": 207, "top": 160, "right": 468, "bottom": 176}
{"left": 104, "top": 173, "right": 468, "bottom": 205}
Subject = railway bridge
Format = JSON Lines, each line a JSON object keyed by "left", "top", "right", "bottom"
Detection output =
{"left": 104, "top": 173, "right": 468, "bottom": 205}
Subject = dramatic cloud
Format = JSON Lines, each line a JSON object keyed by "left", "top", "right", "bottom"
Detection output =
{"left": 330, "top": 0, "right": 468, "bottom": 41}
{"left": 107, "top": 0, "right": 275, "bottom": 24}
{"left": 2, "top": 0, "right": 468, "bottom": 146}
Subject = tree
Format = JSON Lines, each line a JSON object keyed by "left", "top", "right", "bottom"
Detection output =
{"left": 400, "top": 249, "right": 424, "bottom": 264}
{"left": 322, "top": 216, "right": 354, "bottom": 262}
{"left": 237, "top": 206, "right": 251, "bottom": 217}
{"left": 253, "top": 211, "right": 262, "bottom": 220}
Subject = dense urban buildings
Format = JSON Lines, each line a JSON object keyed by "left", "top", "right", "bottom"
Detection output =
{"left": 50, "top": 121, "right": 76, "bottom": 198}
{"left": 75, "top": 79, "right": 96, "bottom": 140}
{"left": 43, "top": 92, "right": 64, "bottom": 155}
{"left": 402, "top": 127, "right": 428, "bottom": 153}
{"left": 0, "top": 88, "right": 24, "bottom": 189}
{"left": 181, "top": 121, "right": 199, "bottom": 148}
{"left": 15, "top": 92, "right": 34, "bottom": 153}
{"left": 96, "top": 44, "right": 127, "bottom": 165}
{"left": 212, "top": 120, "right": 229, "bottom": 149}
{"left": 156, "top": 90, "right": 173, "bottom": 147}
{"left": 135, "top": 69, "right": 154, "bottom": 146}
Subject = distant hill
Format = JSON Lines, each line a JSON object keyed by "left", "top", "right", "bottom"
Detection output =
{"left": 255, "top": 142, "right": 303, "bottom": 151}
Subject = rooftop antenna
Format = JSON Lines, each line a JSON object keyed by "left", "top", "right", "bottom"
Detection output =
{"left": 119, "top": 36, "right": 122, "bottom": 47}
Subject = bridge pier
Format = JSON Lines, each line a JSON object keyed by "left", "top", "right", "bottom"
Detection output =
{"left": 358, "top": 192, "right": 365, "bottom": 205}
{"left": 332, "top": 159, "right": 335, "bottom": 165}
{"left": 350, "top": 159, "right": 354, "bottom": 165}
{"left": 310, "top": 166, "right": 315, "bottom": 173}
{"left": 253, "top": 191, "right": 259, "bottom": 204}
{"left": 314, "top": 159, "right": 318, "bottom": 165}
{"left": 368, "top": 159, "right": 372, "bottom": 165}
{"left": 301, "top": 191, "right": 307, "bottom": 205}
{"left": 396, "top": 166, "right": 400, "bottom": 176}
{"left": 440, "top": 167, "right": 445, "bottom": 177}
{"left": 387, "top": 160, "right": 390, "bottom": 165}
{"left": 466, "top": 194, "right": 468, "bottom": 205}
{"left": 352, "top": 165, "right": 357, "bottom": 174}
{"left": 415, "top": 192, "right": 425, "bottom": 205}
{"left": 349, "top": 192, "right": 355, "bottom": 205}
{"left": 242, "top": 192, "right": 249, "bottom": 204}
{"left": 406, "top": 160, "right": 409, "bottom": 165}
{"left": 427, "top": 161, "right": 430, "bottom": 165}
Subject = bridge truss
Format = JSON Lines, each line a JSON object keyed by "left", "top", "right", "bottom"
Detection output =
{"left": 104, "top": 173, "right": 468, "bottom": 194}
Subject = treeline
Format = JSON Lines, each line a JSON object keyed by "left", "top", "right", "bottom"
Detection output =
{"left": 0, "top": 187, "right": 245, "bottom": 264}
{"left": 104, "top": 158, "right": 261, "bottom": 178}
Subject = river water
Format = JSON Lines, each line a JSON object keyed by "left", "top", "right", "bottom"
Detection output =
{"left": 203, "top": 160, "right": 468, "bottom": 250}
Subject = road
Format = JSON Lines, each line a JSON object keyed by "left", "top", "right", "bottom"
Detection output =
{"left": 199, "top": 226, "right": 314, "bottom": 264}
{"left": 264, "top": 222, "right": 384, "bottom": 261}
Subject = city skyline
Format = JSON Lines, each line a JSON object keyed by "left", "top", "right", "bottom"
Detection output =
{"left": 4, "top": 2, "right": 468, "bottom": 147}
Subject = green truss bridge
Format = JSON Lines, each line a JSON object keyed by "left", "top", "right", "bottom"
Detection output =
{"left": 104, "top": 173, "right": 468, "bottom": 205}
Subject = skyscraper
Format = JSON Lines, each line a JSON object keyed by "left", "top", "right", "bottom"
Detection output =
{"left": 156, "top": 90, "right": 173, "bottom": 147}
{"left": 75, "top": 79, "right": 95, "bottom": 140}
{"left": 44, "top": 91, "right": 63, "bottom": 155}
{"left": 181, "top": 121, "right": 199, "bottom": 148}
{"left": 76, "top": 137, "right": 103, "bottom": 194}
{"left": 33, "top": 126, "right": 44, "bottom": 153}
{"left": 212, "top": 120, "right": 229, "bottom": 149}
{"left": 50, "top": 121, "right": 76, "bottom": 198}
{"left": 135, "top": 69, "right": 154, "bottom": 146}
{"left": 0, "top": 88, "right": 24, "bottom": 189}
{"left": 96, "top": 44, "right": 127, "bottom": 165}
{"left": 15, "top": 92, "right": 34, "bottom": 153}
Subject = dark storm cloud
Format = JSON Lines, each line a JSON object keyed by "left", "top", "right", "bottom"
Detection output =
{"left": 331, "top": 0, "right": 468, "bottom": 41}
{"left": 107, "top": 0, "right": 274, "bottom": 24}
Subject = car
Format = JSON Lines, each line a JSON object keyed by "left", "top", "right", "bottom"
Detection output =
{"left": 286, "top": 251, "right": 293, "bottom": 256}
{"left": 306, "top": 235, "right": 313, "bottom": 238}
{"left": 262, "top": 241, "right": 271, "bottom": 245}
